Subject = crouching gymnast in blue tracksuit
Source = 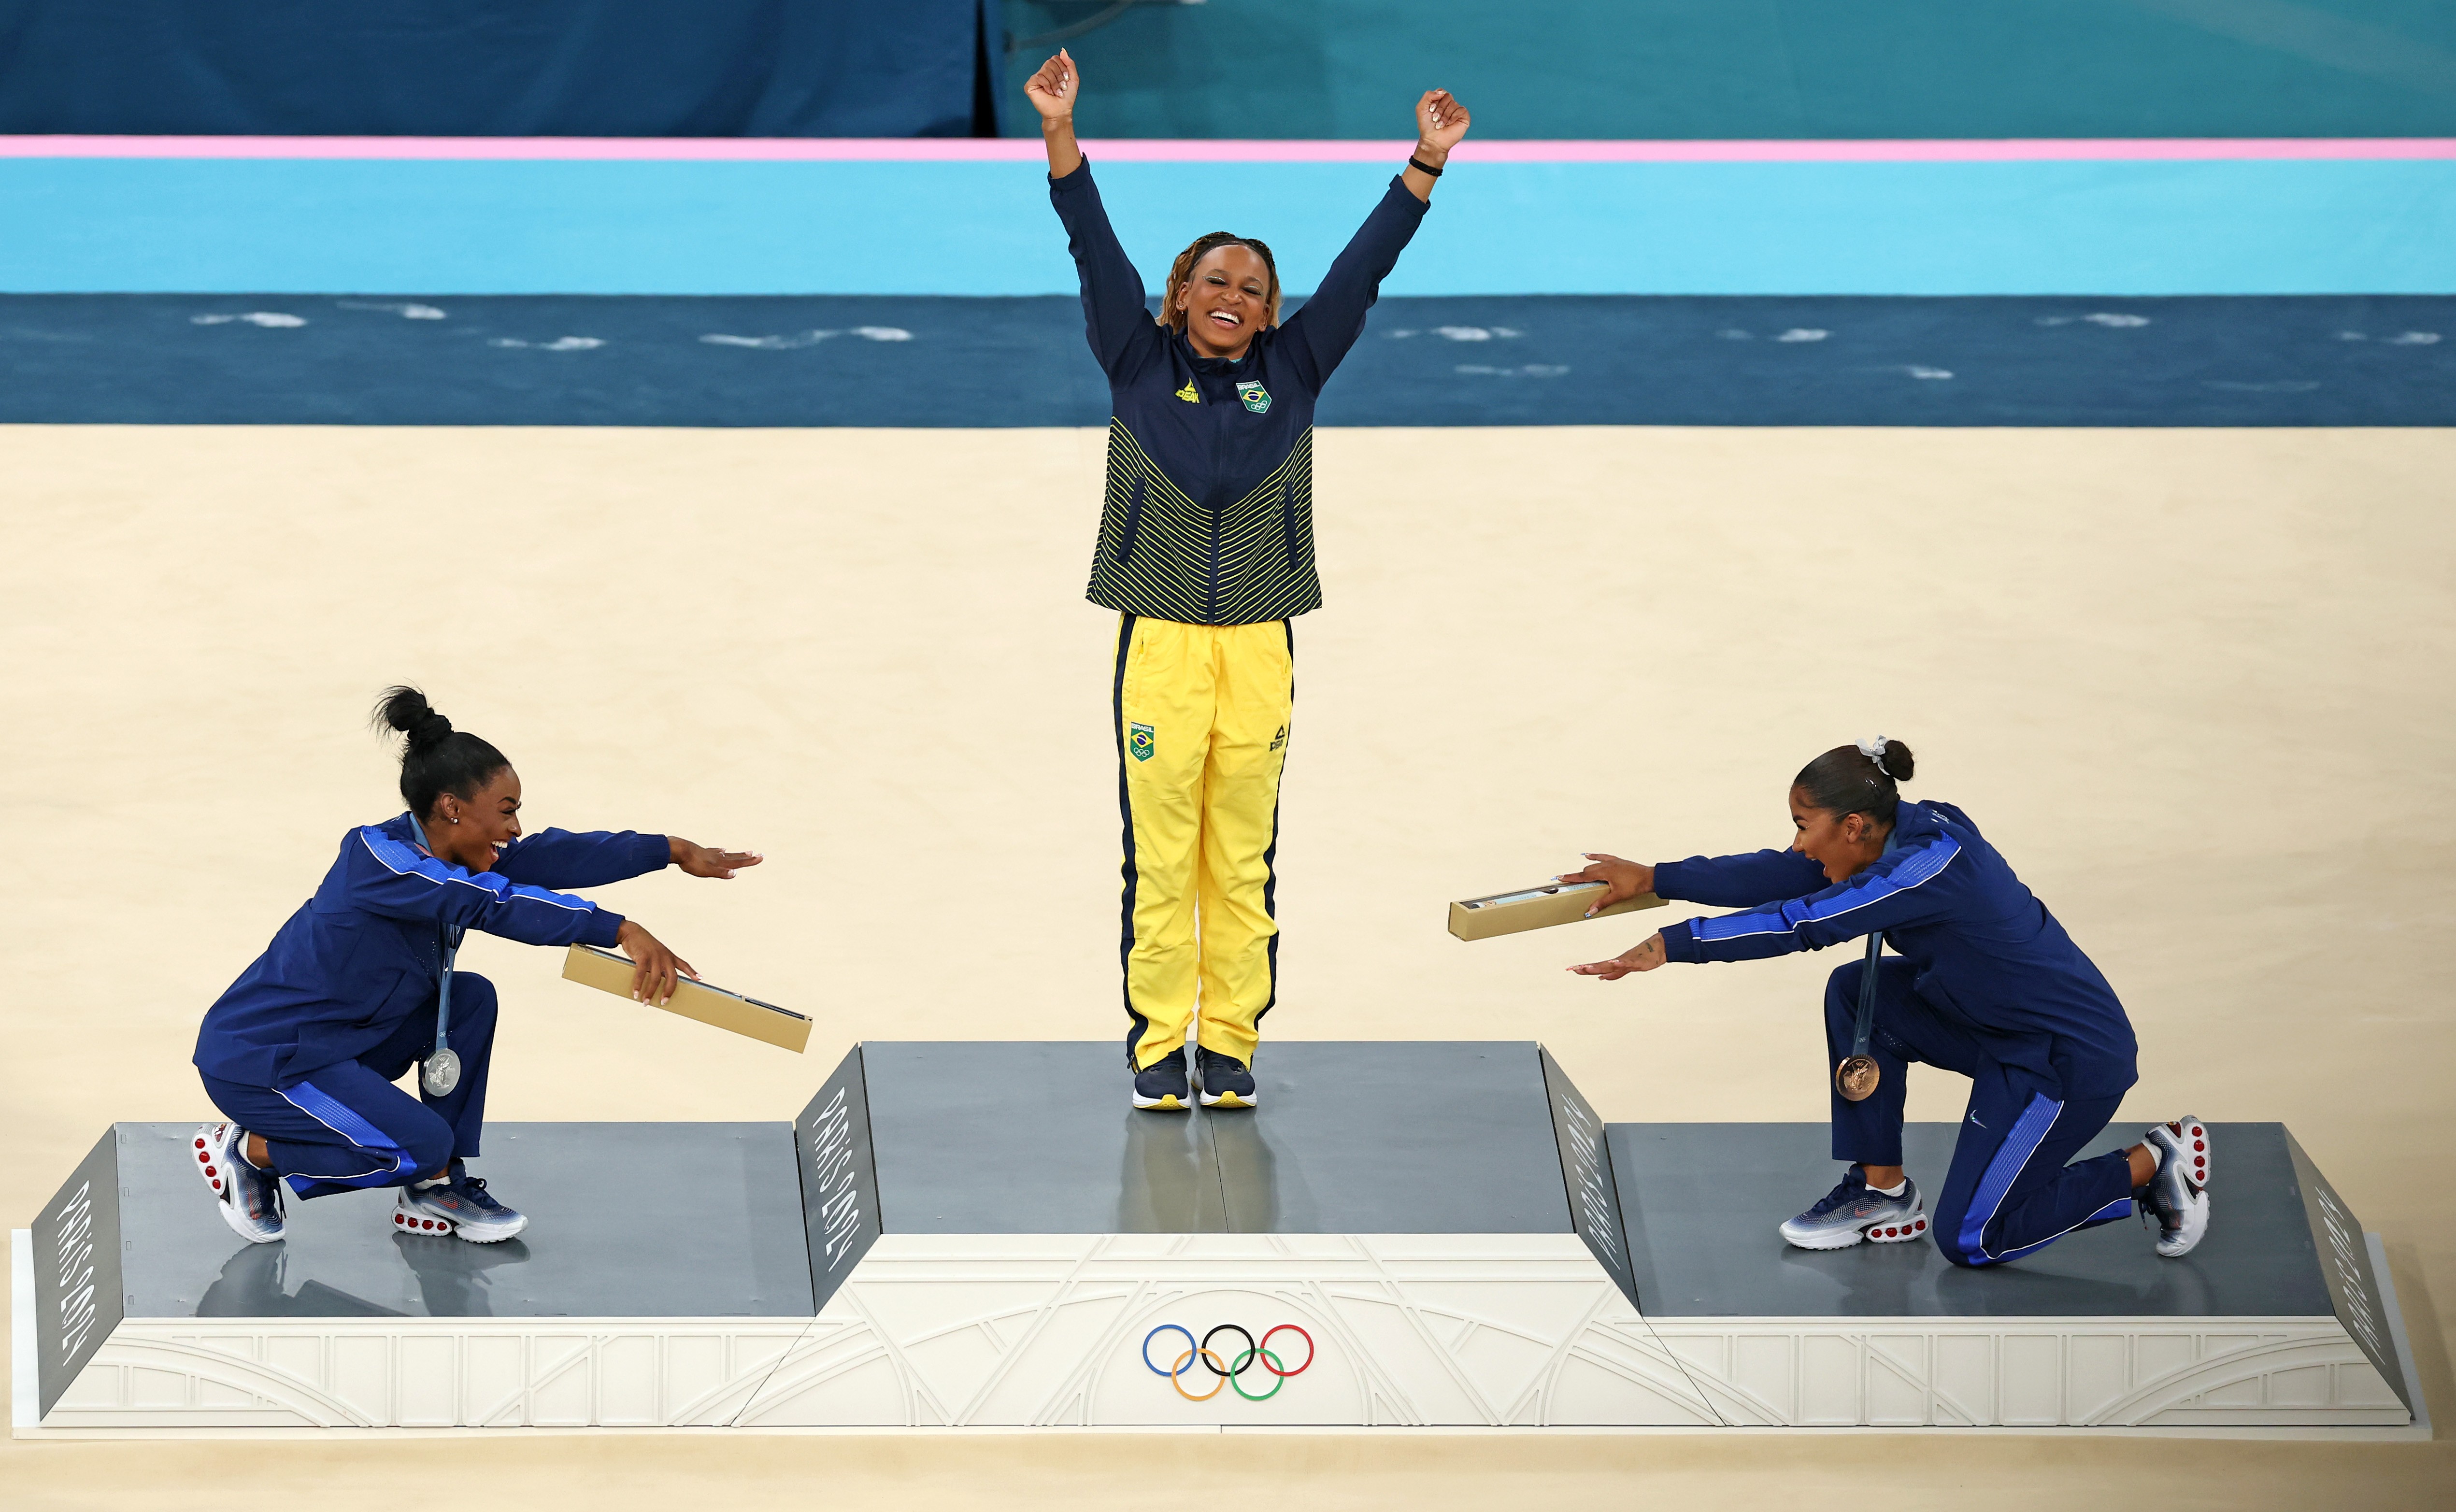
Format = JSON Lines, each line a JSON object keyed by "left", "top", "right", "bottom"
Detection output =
{"left": 189, "top": 686, "right": 761, "bottom": 1247}
{"left": 1560, "top": 740, "right": 2213, "bottom": 1266}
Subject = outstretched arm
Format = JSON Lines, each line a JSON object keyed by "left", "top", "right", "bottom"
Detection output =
{"left": 1402, "top": 89, "right": 1470, "bottom": 204}
{"left": 1025, "top": 47, "right": 1085, "bottom": 179}
{"left": 1027, "top": 49, "right": 1160, "bottom": 379}
{"left": 1280, "top": 89, "right": 1471, "bottom": 388}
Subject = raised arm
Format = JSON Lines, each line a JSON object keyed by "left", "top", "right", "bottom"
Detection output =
{"left": 1026, "top": 49, "right": 1162, "bottom": 380}
{"left": 1027, "top": 48, "right": 1084, "bottom": 180}
{"left": 1280, "top": 89, "right": 1470, "bottom": 388}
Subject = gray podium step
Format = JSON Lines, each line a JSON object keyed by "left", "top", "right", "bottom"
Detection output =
{"left": 1604, "top": 1120, "right": 2417, "bottom": 1430}
{"left": 852, "top": 1040, "right": 1575, "bottom": 1235}
{"left": 106, "top": 1122, "right": 811, "bottom": 1322}
{"left": 15, "top": 1041, "right": 2419, "bottom": 1433}
{"left": 1614, "top": 1121, "right": 2332, "bottom": 1319}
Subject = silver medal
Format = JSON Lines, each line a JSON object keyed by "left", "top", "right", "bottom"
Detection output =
{"left": 421, "top": 1048, "right": 461, "bottom": 1097}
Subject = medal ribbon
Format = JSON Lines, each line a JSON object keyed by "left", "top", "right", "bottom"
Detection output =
{"left": 409, "top": 813, "right": 464, "bottom": 1088}
{"left": 432, "top": 928, "right": 460, "bottom": 1066}
{"left": 1850, "top": 930, "right": 1882, "bottom": 1061}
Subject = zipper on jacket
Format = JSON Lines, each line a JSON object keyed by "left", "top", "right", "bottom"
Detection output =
{"left": 1204, "top": 499, "right": 1224, "bottom": 621}
{"left": 1203, "top": 388, "right": 1229, "bottom": 620}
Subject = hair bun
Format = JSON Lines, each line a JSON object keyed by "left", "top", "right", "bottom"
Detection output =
{"left": 373, "top": 684, "right": 451, "bottom": 748}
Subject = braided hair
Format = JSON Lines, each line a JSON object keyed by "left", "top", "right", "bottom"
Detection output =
{"left": 1160, "top": 231, "right": 1282, "bottom": 334}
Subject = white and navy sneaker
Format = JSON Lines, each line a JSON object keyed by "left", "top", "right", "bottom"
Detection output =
{"left": 1195, "top": 1047, "right": 1258, "bottom": 1110}
{"left": 1779, "top": 1167, "right": 1928, "bottom": 1250}
{"left": 192, "top": 1121, "right": 285, "bottom": 1244}
{"left": 393, "top": 1162, "right": 528, "bottom": 1243}
{"left": 1132, "top": 1046, "right": 1193, "bottom": 1111}
{"left": 2142, "top": 1116, "right": 2211, "bottom": 1258}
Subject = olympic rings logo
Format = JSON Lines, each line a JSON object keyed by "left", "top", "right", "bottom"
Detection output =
{"left": 1141, "top": 1323, "right": 1315, "bottom": 1402}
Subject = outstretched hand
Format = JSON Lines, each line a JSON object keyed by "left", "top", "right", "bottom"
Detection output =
{"left": 1557, "top": 853, "right": 1654, "bottom": 916}
{"left": 671, "top": 838, "right": 763, "bottom": 880}
{"left": 1568, "top": 933, "right": 1669, "bottom": 981}
{"left": 1415, "top": 89, "right": 1471, "bottom": 160}
{"left": 1025, "top": 48, "right": 1077, "bottom": 122}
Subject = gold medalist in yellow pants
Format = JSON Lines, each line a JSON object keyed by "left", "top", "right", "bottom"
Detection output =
{"left": 1114, "top": 614, "right": 1294, "bottom": 1070}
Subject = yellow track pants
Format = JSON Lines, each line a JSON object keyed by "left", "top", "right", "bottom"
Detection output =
{"left": 1114, "top": 614, "right": 1294, "bottom": 1070}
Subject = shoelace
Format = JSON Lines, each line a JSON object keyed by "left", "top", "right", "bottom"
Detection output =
{"left": 453, "top": 1176, "right": 508, "bottom": 1214}
{"left": 1806, "top": 1176, "right": 1872, "bottom": 1217}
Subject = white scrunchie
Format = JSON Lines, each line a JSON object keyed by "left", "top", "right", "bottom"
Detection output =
{"left": 1856, "top": 736, "right": 1892, "bottom": 777}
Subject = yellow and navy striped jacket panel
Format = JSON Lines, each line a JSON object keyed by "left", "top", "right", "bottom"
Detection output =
{"left": 1093, "top": 420, "right": 1319, "bottom": 625}
{"left": 1049, "top": 157, "right": 1427, "bottom": 625}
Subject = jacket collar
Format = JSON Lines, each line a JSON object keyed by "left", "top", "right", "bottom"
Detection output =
{"left": 1169, "top": 326, "right": 1265, "bottom": 378}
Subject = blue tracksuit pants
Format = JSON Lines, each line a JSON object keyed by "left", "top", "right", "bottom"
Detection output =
{"left": 199, "top": 973, "right": 497, "bottom": 1200}
{"left": 1826, "top": 958, "right": 2136, "bottom": 1267}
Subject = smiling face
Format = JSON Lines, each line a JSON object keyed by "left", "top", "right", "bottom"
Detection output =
{"left": 425, "top": 765, "right": 522, "bottom": 873}
{"left": 1175, "top": 243, "right": 1274, "bottom": 359}
{"left": 1788, "top": 784, "right": 1891, "bottom": 884}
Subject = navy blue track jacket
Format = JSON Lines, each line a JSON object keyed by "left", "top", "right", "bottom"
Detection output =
{"left": 194, "top": 813, "right": 668, "bottom": 1086}
{"left": 1050, "top": 158, "right": 1428, "bottom": 625}
{"left": 1655, "top": 799, "right": 2140, "bottom": 1100}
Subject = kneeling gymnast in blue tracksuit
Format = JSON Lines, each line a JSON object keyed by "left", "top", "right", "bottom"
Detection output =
{"left": 189, "top": 686, "right": 762, "bottom": 1246}
{"left": 1560, "top": 740, "right": 2213, "bottom": 1265}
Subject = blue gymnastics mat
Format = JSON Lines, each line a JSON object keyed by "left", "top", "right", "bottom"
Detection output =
{"left": 2, "top": 294, "right": 2447, "bottom": 427}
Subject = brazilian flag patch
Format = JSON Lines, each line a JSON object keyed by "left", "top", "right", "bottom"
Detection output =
{"left": 1128, "top": 722, "right": 1155, "bottom": 761}
{"left": 1237, "top": 381, "right": 1271, "bottom": 414}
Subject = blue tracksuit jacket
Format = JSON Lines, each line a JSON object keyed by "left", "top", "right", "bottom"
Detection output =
{"left": 1050, "top": 158, "right": 1427, "bottom": 625}
{"left": 1655, "top": 799, "right": 2140, "bottom": 1100}
{"left": 194, "top": 813, "right": 668, "bottom": 1086}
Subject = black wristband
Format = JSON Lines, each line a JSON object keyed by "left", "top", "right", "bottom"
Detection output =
{"left": 1407, "top": 155, "right": 1444, "bottom": 177}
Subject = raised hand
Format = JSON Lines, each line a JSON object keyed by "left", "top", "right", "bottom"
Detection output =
{"left": 1556, "top": 852, "right": 1654, "bottom": 916}
{"left": 1025, "top": 48, "right": 1078, "bottom": 122}
{"left": 1415, "top": 89, "right": 1471, "bottom": 162}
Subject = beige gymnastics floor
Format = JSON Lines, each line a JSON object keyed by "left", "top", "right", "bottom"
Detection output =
{"left": 2, "top": 424, "right": 2451, "bottom": 1508}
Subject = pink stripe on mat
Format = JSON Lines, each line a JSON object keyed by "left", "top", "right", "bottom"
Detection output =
{"left": 1, "top": 135, "right": 2452, "bottom": 163}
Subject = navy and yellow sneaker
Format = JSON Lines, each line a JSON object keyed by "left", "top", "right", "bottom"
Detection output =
{"left": 1195, "top": 1047, "right": 1258, "bottom": 1110}
{"left": 1132, "top": 1047, "right": 1193, "bottom": 1111}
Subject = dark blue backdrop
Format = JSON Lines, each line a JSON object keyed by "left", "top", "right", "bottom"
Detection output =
{"left": 0, "top": 0, "right": 1003, "bottom": 137}
{"left": 1, "top": 295, "right": 2446, "bottom": 426}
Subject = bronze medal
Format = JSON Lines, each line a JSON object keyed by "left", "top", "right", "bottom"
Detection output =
{"left": 1832, "top": 932, "right": 1890, "bottom": 1102}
